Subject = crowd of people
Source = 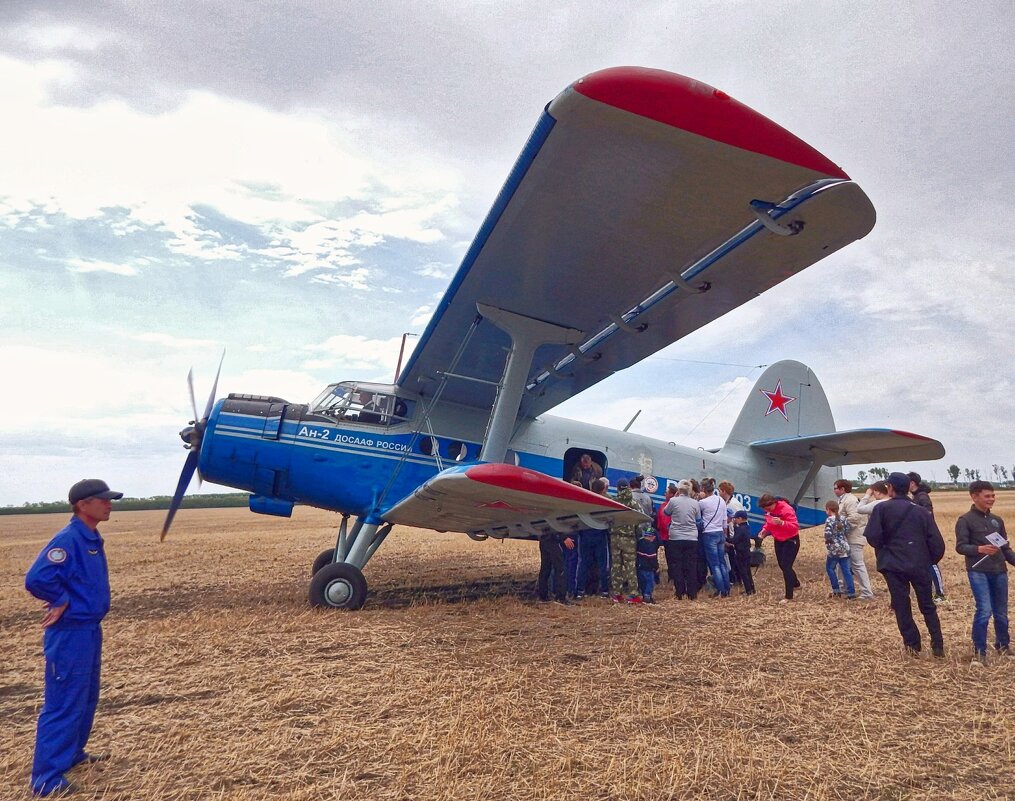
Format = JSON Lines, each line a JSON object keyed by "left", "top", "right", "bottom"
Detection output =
{"left": 538, "top": 466, "right": 792, "bottom": 605}
{"left": 537, "top": 458, "right": 1015, "bottom": 668}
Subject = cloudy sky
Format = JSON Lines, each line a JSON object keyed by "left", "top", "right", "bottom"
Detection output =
{"left": 1, "top": 1, "right": 1012, "bottom": 505}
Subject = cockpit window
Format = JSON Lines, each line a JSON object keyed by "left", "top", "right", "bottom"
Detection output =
{"left": 309, "top": 383, "right": 413, "bottom": 427}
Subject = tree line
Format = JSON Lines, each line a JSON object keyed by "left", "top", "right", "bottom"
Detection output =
{"left": 855, "top": 465, "right": 1013, "bottom": 488}
{"left": 0, "top": 493, "right": 249, "bottom": 516}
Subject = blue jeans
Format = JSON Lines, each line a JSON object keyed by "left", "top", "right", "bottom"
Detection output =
{"left": 825, "top": 555, "right": 855, "bottom": 596}
{"left": 967, "top": 570, "right": 1010, "bottom": 655}
{"left": 563, "top": 543, "right": 579, "bottom": 596}
{"left": 637, "top": 568, "right": 657, "bottom": 599}
{"left": 702, "top": 531, "right": 730, "bottom": 595}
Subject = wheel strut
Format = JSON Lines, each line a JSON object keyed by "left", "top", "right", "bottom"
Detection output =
{"left": 307, "top": 515, "right": 392, "bottom": 609}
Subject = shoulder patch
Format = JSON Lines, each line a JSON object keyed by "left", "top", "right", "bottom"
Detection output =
{"left": 46, "top": 547, "right": 68, "bottom": 564}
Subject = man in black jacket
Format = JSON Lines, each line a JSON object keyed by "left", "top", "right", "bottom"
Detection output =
{"left": 865, "top": 472, "right": 947, "bottom": 656}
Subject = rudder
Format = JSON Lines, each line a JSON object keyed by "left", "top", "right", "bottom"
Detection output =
{"left": 724, "top": 361, "right": 834, "bottom": 450}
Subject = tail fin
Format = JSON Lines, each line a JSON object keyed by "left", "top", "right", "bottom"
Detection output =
{"left": 724, "top": 359, "right": 945, "bottom": 466}
{"left": 724, "top": 360, "right": 833, "bottom": 450}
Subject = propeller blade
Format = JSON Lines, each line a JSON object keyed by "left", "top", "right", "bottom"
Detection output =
{"left": 187, "top": 368, "right": 199, "bottom": 423}
{"left": 195, "top": 351, "right": 224, "bottom": 489}
{"left": 202, "top": 350, "right": 225, "bottom": 422}
{"left": 161, "top": 449, "right": 199, "bottom": 542}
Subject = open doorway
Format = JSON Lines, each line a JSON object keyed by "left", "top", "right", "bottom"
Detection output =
{"left": 563, "top": 447, "right": 607, "bottom": 488}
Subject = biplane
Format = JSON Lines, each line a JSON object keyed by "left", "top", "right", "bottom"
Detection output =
{"left": 161, "top": 67, "right": 944, "bottom": 609}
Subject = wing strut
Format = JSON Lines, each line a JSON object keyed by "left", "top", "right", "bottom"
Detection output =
{"left": 374, "top": 314, "right": 484, "bottom": 512}
{"left": 476, "top": 302, "right": 583, "bottom": 463}
{"left": 792, "top": 455, "right": 828, "bottom": 507}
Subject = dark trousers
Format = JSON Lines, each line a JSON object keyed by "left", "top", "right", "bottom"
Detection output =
{"left": 32, "top": 625, "right": 102, "bottom": 795}
{"left": 662, "top": 539, "right": 679, "bottom": 585}
{"left": 670, "top": 540, "right": 700, "bottom": 599}
{"left": 883, "top": 569, "right": 943, "bottom": 651}
{"left": 538, "top": 538, "right": 566, "bottom": 601}
{"left": 577, "top": 530, "right": 610, "bottom": 595}
{"left": 930, "top": 564, "right": 946, "bottom": 597}
{"left": 733, "top": 547, "right": 755, "bottom": 594}
{"left": 727, "top": 544, "right": 740, "bottom": 585}
{"left": 563, "top": 543, "right": 579, "bottom": 596}
{"left": 774, "top": 536, "right": 801, "bottom": 599}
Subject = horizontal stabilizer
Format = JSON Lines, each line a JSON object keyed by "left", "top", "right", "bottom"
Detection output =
{"left": 384, "top": 463, "right": 648, "bottom": 539}
{"left": 749, "top": 428, "right": 945, "bottom": 466}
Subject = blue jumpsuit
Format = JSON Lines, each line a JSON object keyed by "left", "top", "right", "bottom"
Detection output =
{"left": 25, "top": 516, "right": 110, "bottom": 796}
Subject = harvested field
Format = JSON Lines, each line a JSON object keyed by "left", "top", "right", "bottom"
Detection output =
{"left": 2, "top": 491, "right": 1015, "bottom": 800}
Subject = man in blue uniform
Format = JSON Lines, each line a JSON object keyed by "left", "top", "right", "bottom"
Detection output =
{"left": 25, "top": 478, "right": 123, "bottom": 796}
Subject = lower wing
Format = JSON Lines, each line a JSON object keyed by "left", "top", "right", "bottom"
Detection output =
{"left": 384, "top": 463, "right": 648, "bottom": 539}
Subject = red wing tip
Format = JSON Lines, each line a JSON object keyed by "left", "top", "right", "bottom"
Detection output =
{"left": 571, "top": 66, "right": 849, "bottom": 180}
{"left": 890, "top": 430, "right": 935, "bottom": 441}
{"left": 465, "top": 463, "right": 625, "bottom": 509}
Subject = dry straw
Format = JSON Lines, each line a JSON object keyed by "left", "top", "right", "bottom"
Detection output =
{"left": 3, "top": 493, "right": 1015, "bottom": 799}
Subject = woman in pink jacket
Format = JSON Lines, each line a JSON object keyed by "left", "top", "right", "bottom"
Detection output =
{"left": 759, "top": 494, "right": 801, "bottom": 603}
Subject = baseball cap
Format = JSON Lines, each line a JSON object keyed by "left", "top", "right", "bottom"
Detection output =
{"left": 69, "top": 479, "right": 124, "bottom": 505}
{"left": 616, "top": 478, "right": 630, "bottom": 489}
{"left": 733, "top": 510, "right": 749, "bottom": 520}
{"left": 887, "top": 472, "right": 911, "bottom": 494}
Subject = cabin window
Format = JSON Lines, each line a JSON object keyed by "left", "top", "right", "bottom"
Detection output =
{"left": 309, "top": 384, "right": 413, "bottom": 427}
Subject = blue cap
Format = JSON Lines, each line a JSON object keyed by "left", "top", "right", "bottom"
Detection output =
{"left": 733, "top": 510, "right": 749, "bottom": 520}
{"left": 69, "top": 478, "right": 123, "bottom": 505}
{"left": 887, "top": 472, "right": 911, "bottom": 493}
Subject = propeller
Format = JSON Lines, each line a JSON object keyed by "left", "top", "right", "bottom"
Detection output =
{"left": 187, "top": 368, "right": 198, "bottom": 424}
{"left": 161, "top": 352, "right": 224, "bottom": 541}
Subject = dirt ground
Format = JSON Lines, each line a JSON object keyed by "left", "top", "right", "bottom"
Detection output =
{"left": 2, "top": 491, "right": 1014, "bottom": 800}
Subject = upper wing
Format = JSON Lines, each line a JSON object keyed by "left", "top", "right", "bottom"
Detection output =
{"left": 749, "top": 428, "right": 946, "bottom": 466}
{"left": 384, "top": 463, "right": 648, "bottom": 538}
{"left": 398, "top": 67, "right": 876, "bottom": 419}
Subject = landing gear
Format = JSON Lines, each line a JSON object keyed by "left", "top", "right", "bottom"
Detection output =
{"left": 309, "top": 562, "right": 367, "bottom": 610}
{"left": 307, "top": 515, "right": 393, "bottom": 610}
{"left": 311, "top": 548, "right": 335, "bottom": 576}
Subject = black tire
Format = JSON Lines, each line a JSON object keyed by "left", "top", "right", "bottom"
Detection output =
{"left": 308, "top": 562, "right": 367, "bottom": 610}
{"left": 311, "top": 548, "right": 335, "bottom": 576}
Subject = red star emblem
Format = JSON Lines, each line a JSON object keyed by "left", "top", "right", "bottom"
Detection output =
{"left": 759, "top": 379, "right": 797, "bottom": 421}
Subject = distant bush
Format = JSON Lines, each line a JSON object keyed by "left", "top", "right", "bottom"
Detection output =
{"left": 0, "top": 493, "right": 250, "bottom": 515}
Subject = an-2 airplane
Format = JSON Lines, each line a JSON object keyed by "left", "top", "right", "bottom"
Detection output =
{"left": 161, "top": 67, "right": 944, "bottom": 610}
